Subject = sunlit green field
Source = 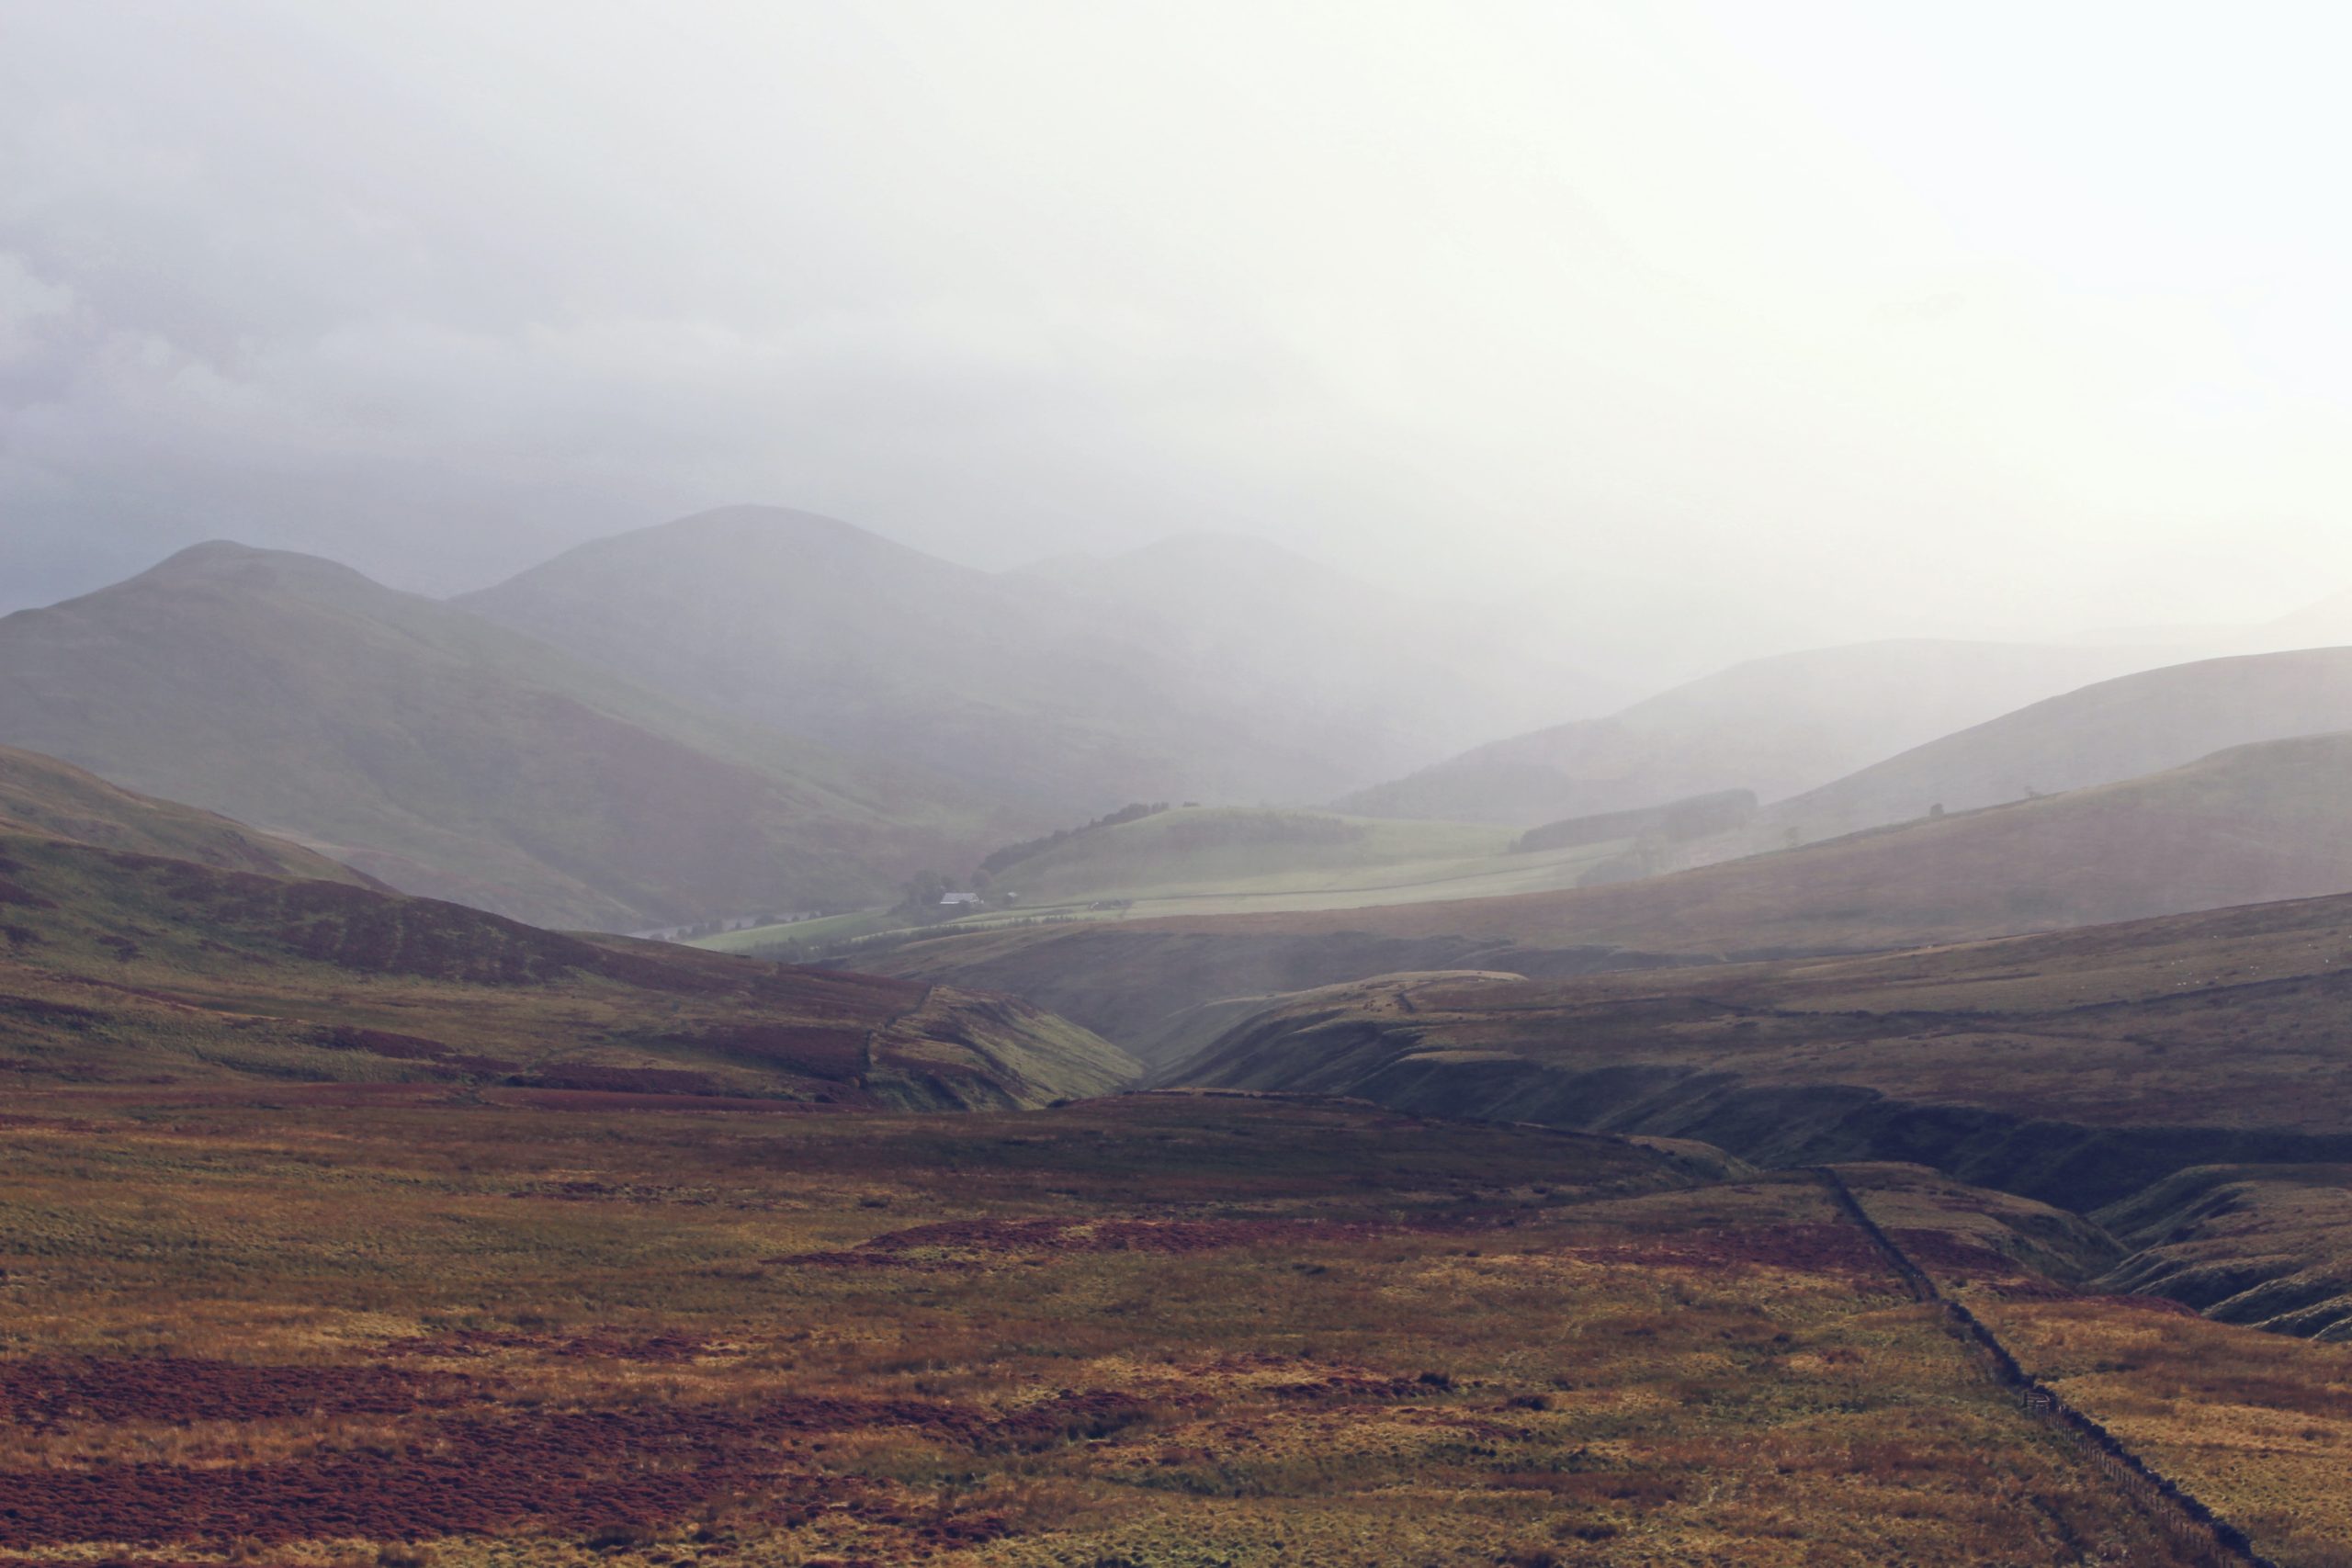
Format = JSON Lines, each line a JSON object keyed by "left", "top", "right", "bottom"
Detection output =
{"left": 698, "top": 807, "right": 1635, "bottom": 956}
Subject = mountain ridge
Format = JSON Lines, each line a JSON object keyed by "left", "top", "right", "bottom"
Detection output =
{"left": 0, "top": 538, "right": 1007, "bottom": 929}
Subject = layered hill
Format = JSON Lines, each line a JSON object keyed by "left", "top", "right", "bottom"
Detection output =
{"left": 1758, "top": 643, "right": 2352, "bottom": 849}
{"left": 1168, "top": 892, "right": 2352, "bottom": 1210}
{"left": 0, "top": 542, "right": 1004, "bottom": 929}
{"left": 868, "top": 729, "right": 2352, "bottom": 1055}
{"left": 0, "top": 804, "right": 1132, "bottom": 1108}
{"left": 461, "top": 509, "right": 1600, "bottom": 812}
{"left": 1337, "top": 638, "right": 2175, "bottom": 825}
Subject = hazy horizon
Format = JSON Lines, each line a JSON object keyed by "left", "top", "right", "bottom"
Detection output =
{"left": 11, "top": 2, "right": 2352, "bottom": 643}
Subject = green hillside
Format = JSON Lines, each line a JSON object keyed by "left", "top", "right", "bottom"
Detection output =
{"left": 694, "top": 805, "right": 1640, "bottom": 963}
{"left": 982, "top": 807, "right": 1518, "bottom": 904}
{"left": 0, "top": 542, "right": 1012, "bottom": 930}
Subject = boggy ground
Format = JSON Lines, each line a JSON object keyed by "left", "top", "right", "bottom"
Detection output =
{"left": 0, "top": 1089, "right": 2231, "bottom": 1566}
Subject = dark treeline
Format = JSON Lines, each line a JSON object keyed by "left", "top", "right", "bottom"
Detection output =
{"left": 978, "top": 802, "right": 1173, "bottom": 876}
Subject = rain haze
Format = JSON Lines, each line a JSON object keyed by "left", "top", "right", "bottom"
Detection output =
{"left": 14, "top": 11, "right": 2352, "bottom": 1562}
{"left": 8, "top": 0, "right": 2352, "bottom": 642}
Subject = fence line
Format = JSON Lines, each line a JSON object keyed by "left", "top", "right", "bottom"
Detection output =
{"left": 1810, "top": 1168, "right": 2280, "bottom": 1568}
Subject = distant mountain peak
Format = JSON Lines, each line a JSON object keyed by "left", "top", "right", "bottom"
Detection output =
{"left": 118, "top": 539, "right": 383, "bottom": 599}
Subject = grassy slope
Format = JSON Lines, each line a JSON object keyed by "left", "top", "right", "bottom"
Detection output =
{"left": 978, "top": 807, "right": 1519, "bottom": 906}
{"left": 0, "top": 1086, "right": 2238, "bottom": 1565}
{"left": 0, "top": 828, "right": 1132, "bottom": 1109}
{"left": 1860, "top": 1175, "right": 2352, "bottom": 1565}
{"left": 1169, "top": 892, "right": 2352, "bottom": 1208}
{"left": 0, "top": 542, "right": 1007, "bottom": 929}
{"left": 869, "top": 731, "right": 2352, "bottom": 1050}
{"left": 2095, "top": 1164, "right": 2352, "bottom": 1340}
{"left": 0, "top": 743, "right": 377, "bottom": 886}
{"left": 697, "top": 807, "right": 1628, "bottom": 960}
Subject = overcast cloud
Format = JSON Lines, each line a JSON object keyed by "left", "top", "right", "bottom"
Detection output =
{"left": 6, "top": 1, "right": 2352, "bottom": 642}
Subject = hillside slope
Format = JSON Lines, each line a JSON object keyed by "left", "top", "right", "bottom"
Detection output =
{"left": 1759, "top": 643, "right": 2352, "bottom": 848}
{"left": 1338, "top": 638, "right": 2176, "bottom": 825}
{"left": 0, "top": 825, "right": 1132, "bottom": 1108}
{"left": 0, "top": 744, "right": 376, "bottom": 886}
{"left": 0, "top": 542, "right": 1003, "bottom": 929}
{"left": 1169, "top": 893, "right": 2352, "bottom": 1209}
{"left": 463, "top": 509, "right": 1600, "bottom": 812}
{"left": 869, "top": 730, "right": 2352, "bottom": 1052}
{"left": 978, "top": 805, "right": 1517, "bottom": 906}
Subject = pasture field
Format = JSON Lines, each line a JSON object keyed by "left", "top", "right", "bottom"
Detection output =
{"left": 0, "top": 1089, "right": 2229, "bottom": 1567}
{"left": 697, "top": 807, "right": 1635, "bottom": 959}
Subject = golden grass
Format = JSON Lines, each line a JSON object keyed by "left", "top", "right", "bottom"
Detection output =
{"left": 0, "top": 1091, "right": 2219, "bottom": 1565}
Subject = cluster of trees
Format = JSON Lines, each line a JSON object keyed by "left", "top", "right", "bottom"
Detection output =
{"left": 666, "top": 913, "right": 788, "bottom": 941}
{"left": 977, "top": 801, "right": 1172, "bottom": 876}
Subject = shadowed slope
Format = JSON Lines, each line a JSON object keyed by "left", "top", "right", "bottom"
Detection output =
{"left": 0, "top": 825, "right": 1133, "bottom": 1109}
{"left": 1170, "top": 893, "right": 2352, "bottom": 1210}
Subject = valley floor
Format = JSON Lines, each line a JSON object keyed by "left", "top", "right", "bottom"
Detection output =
{"left": 3, "top": 1088, "right": 2338, "bottom": 1565}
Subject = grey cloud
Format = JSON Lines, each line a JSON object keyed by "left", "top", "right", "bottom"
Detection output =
{"left": 3, "top": 1, "right": 2349, "bottom": 639}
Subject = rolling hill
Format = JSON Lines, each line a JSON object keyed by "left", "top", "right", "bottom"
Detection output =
{"left": 461, "top": 509, "right": 1607, "bottom": 813}
{"left": 1166, "top": 890, "right": 2352, "bottom": 1211}
{"left": 0, "top": 541, "right": 1006, "bottom": 929}
{"left": 1336, "top": 637, "right": 2185, "bottom": 825}
{"left": 973, "top": 806, "right": 1516, "bottom": 905}
{"left": 1755, "top": 643, "right": 2352, "bottom": 849}
{"left": 0, "top": 800, "right": 1132, "bottom": 1108}
{"left": 865, "top": 729, "right": 2352, "bottom": 1055}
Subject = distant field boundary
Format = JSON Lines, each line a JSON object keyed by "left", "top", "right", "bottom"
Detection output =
{"left": 1814, "top": 1168, "right": 2280, "bottom": 1568}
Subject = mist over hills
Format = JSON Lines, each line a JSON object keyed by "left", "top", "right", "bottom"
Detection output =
{"left": 0, "top": 540, "right": 1003, "bottom": 930}
{"left": 1338, "top": 637, "right": 2186, "bottom": 825}
{"left": 1757, "top": 643, "right": 2352, "bottom": 851}
{"left": 871, "top": 728, "right": 2352, "bottom": 1055}
{"left": 461, "top": 507, "right": 1606, "bottom": 814}
{"left": 1021, "top": 531, "right": 1608, "bottom": 769}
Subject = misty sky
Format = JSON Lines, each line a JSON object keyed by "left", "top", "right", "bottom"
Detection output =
{"left": 6, "top": 1, "right": 2352, "bottom": 639}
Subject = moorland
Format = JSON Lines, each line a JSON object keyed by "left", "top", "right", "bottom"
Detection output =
{"left": 5, "top": 513, "right": 2352, "bottom": 1564}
